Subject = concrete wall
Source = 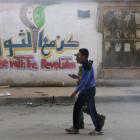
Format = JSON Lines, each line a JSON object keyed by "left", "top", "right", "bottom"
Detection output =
{"left": 0, "top": 2, "right": 102, "bottom": 86}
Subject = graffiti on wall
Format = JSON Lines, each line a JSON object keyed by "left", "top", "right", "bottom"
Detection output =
{"left": 103, "top": 10, "right": 140, "bottom": 67}
{"left": 3, "top": 30, "right": 79, "bottom": 57}
{"left": 0, "top": 55, "right": 38, "bottom": 70}
{"left": 0, "top": 55, "right": 76, "bottom": 70}
{"left": 0, "top": 4, "right": 79, "bottom": 70}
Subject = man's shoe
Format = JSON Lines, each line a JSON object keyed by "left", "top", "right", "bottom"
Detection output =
{"left": 79, "top": 122, "right": 85, "bottom": 129}
{"left": 98, "top": 114, "right": 106, "bottom": 129}
{"left": 65, "top": 127, "right": 79, "bottom": 134}
{"left": 89, "top": 130, "right": 103, "bottom": 136}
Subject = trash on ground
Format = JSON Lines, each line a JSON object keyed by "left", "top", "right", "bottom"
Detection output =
{"left": 0, "top": 85, "right": 10, "bottom": 89}
{"left": 0, "top": 92, "right": 12, "bottom": 97}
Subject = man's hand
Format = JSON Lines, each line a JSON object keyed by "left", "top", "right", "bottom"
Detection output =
{"left": 68, "top": 74, "right": 78, "bottom": 79}
{"left": 70, "top": 92, "right": 77, "bottom": 97}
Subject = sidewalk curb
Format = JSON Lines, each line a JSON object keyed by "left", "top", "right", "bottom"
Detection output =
{"left": 0, "top": 95, "right": 140, "bottom": 105}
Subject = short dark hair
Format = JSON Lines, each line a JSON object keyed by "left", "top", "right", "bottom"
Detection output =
{"left": 79, "top": 48, "right": 89, "bottom": 58}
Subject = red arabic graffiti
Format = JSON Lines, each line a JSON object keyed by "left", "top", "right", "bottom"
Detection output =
{"left": 0, "top": 59, "right": 9, "bottom": 69}
{"left": 10, "top": 55, "right": 38, "bottom": 70}
{"left": 0, "top": 55, "right": 38, "bottom": 70}
{"left": 41, "top": 57, "right": 76, "bottom": 70}
{"left": 0, "top": 55, "right": 76, "bottom": 70}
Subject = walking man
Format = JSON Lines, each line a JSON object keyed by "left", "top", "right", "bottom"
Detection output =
{"left": 66, "top": 48, "right": 103, "bottom": 135}
{"left": 69, "top": 55, "right": 105, "bottom": 130}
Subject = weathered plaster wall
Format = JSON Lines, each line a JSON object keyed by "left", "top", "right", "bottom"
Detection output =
{"left": 0, "top": 2, "right": 102, "bottom": 86}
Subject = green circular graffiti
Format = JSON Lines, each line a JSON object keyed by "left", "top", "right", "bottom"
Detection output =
{"left": 33, "top": 6, "right": 45, "bottom": 28}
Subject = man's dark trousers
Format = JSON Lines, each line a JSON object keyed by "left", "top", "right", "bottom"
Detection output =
{"left": 73, "top": 87, "right": 101, "bottom": 131}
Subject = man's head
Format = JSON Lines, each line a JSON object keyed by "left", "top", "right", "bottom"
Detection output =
{"left": 75, "top": 48, "right": 89, "bottom": 64}
{"left": 74, "top": 54, "right": 80, "bottom": 64}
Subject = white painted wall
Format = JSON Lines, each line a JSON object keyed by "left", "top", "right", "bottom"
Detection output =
{"left": 0, "top": 2, "right": 102, "bottom": 86}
